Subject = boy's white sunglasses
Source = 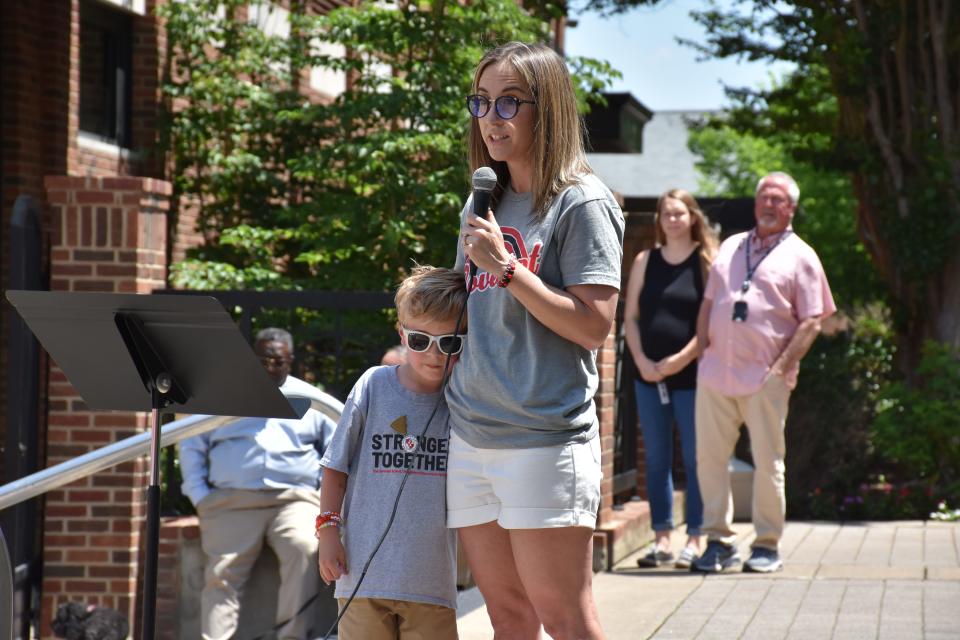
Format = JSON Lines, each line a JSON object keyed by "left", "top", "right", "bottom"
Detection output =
{"left": 401, "top": 327, "right": 464, "bottom": 355}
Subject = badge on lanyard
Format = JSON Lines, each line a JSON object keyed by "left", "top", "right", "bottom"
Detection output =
{"left": 732, "top": 300, "right": 749, "bottom": 322}
{"left": 657, "top": 382, "right": 671, "bottom": 405}
{"left": 734, "top": 230, "right": 790, "bottom": 323}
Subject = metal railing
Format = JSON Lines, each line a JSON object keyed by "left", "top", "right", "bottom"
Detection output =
{"left": 0, "top": 386, "right": 343, "bottom": 638}
{"left": 0, "top": 386, "right": 344, "bottom": 513}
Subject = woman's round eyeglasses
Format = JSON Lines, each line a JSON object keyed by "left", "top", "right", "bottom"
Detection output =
{"left": 466, "top": 94, "right": 536, "bottom": 120}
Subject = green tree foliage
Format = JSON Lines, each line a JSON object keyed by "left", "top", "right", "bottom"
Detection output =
{"left": 872, "top": 341, "right": 960, "bottom": 496}
{"left": 583, "top": 0, "right": 960, "bottom": 368}
{"left": 693, "top": 2, "right": 960, "bottom": 367}
{"left": 160, "top": 0, "right": 618, "bottom": 292}
{"left": 689, "top": 100, "right": 883, "bottom": 308}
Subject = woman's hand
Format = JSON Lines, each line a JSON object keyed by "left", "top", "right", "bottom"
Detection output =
{"left": 317, "top": 528, "right": 348, "bottom": 585}
{"left": 654, "top": 354, "right": 687, "bottom": 378}
{"left": 636, "top": 356, "right": 664, "bottom": 383}
{"left": 463, "top": 209, "right": 511, "bottom": 276}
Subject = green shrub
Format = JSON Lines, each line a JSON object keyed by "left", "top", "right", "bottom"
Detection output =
{"left": 872, "top": 340, "right": 960, "bottom": 502}
{"left": 786, "top": 304, "right": 896, "bottom": 519}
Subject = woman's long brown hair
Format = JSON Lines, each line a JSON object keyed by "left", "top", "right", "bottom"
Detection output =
{"left": 467, "top": 42, "right": 591, "bottom": 219}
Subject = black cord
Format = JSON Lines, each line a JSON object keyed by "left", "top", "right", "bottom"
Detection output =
{"left": 320, "top": 294, "right": 469, "bottom": 640}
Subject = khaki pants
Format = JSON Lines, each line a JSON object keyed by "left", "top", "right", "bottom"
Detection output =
{"left": 337, "top": 598, "right": 458, "bottom": 640}
{"left": 198, "top": 487, "right": 322, "bottom": 640}
{"left": 695, "top": 375, "right": 791, "bottom": 550}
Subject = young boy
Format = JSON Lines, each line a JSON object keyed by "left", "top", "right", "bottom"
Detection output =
{"left": 317, "top": 266, "right": 466, "bottom": 639}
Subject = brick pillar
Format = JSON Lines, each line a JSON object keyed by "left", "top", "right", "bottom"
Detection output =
{"left": 596, "top": 331, "right": 617, "bottom": 526}
{"left": 41, "top": 175, "right": 171, "bottom": 638}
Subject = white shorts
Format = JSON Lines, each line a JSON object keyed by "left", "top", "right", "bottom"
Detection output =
{"left": 446, "top": 430, "right": 602, "bottom": 529}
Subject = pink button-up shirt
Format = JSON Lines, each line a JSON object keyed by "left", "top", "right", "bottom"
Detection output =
{"left": 698, "top": 228, "right": 836, "bottom": 396}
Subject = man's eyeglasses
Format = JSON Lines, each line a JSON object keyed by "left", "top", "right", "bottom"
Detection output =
{"left": 466, "top": 94, "right": 536, "bottom": 120}
{"left": 401, "top": 327, "right": 464, "bottom": 355}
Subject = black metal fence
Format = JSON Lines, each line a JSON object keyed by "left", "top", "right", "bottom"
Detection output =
{"left": 611, "top": 316, "right": 639, "bottom": 504}
{"left": 153, "top": 289, "right": 398, "bottom": 402}
{"left": 4, "top": 195, "right": 45, "bottom": 640}
{"left": 153, "top": 288, "right": 398, "bottom": 515}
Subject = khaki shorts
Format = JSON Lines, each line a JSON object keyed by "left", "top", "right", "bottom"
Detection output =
{"left": 337, "top": 597, "right": 457, "bottom": 640}
{"left": 446, "top": 430, "right": 601, "bottom": 529}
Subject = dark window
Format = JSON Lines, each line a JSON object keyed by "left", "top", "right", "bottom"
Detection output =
{"left": 79, "top": 0, "right": 133, "bottom": 147}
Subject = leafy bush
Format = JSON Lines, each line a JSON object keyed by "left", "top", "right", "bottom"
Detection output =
{"left": 786, "top": 304, "right": 896, "bottom": 519}
{"left": 871, "top": 340, "right": 960, "bottom": 501}
{"left": 796, "top": 334, "right": 959, "bottom": 520}
{"left": 807, "top": 476, "right": 939, "bottom": 521}
{"left": 160, "top": 0, "right": 618, "bottom": 292}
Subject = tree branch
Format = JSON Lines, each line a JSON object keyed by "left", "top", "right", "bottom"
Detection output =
{"left": 852, "top": 0, "right": 908, "bottom": 218}
{"left": 916, "top": 0, "right": 936, "bottom": 120}
{"left": 894, "top": 0, "right": 913, "bottom": 159}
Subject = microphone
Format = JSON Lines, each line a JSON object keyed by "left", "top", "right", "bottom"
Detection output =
{"left": 469, "top": 167, "right": 498, "bottom": 280}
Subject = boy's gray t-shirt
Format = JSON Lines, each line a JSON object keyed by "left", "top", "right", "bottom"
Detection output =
{"left": 319, "top": 365, "right": 457, "bottom": 609}
{"left": 448, "top": 173, "right": 625, "bottom": 449}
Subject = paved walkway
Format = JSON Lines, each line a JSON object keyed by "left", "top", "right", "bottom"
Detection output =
{"left": 456, "top": 520, "right": 960, "bottom": 639}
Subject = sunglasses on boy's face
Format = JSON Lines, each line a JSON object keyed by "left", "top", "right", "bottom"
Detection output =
{"left": 465, "top": 94, "right": 536, "bottom": 120}
{"left": 401, "top": 327, "right": 464, "bottom": 355}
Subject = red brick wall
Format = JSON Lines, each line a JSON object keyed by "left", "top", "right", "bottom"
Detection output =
{"left": 156, "top": 517, "right": 201, "bottom": 640}
{"left": 68, "top": 0, "right": 166, "bottom": 179}
{"left": 0, "top": 0, "right": 72, "bottom": 479}
{"left": 41, "top": 175, "right": 172, "bottom": 638}
{"left": 169, "top": 197, "right": 204, "bottom": 266}
{"left": 596, "top": 332, "right": 617, "bottom": 524}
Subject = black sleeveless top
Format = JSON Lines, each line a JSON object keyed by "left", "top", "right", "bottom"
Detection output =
{"left": 636, "top": 247, "right": 704, "bottom": 390}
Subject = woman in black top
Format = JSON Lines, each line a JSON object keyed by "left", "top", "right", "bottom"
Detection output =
{"left": 624, "top": 189, "right": 717, "bottom": 568}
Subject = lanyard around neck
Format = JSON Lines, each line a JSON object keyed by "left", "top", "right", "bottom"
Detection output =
{"left": 740, "top": 229, "right": 791, "bottom": 294}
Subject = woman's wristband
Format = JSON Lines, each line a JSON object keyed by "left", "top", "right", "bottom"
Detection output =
{"left": 498, "top": 257, "right": 517, "bottom": 288}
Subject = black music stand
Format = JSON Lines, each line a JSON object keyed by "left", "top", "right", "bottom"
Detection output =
{"left": 5, "top": 290, "right": 303, "bottom": 640}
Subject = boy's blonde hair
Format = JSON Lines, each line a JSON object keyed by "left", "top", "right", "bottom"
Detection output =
{"left": 395, "top": 266, "right": 468, "bottom": 328}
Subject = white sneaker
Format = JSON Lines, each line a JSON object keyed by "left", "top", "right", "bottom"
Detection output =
{"left": 674, "top": 546, "right": 698, "bottom": 569}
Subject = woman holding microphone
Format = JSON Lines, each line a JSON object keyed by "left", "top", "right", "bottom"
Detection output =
{"left": 448, "top": 41, "right": 624, "bottom": 640}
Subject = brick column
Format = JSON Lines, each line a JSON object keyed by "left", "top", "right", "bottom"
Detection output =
{"left": 41, "top": 175, "right": 171, "bottom": 638}
{"left": 596, "top": 331, "right": 617, "bottom": 526}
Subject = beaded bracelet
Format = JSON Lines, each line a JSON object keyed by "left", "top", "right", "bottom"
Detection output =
{"left": 315, "top": 511, "right": 343, "bottom": 539}
{"left": 315, "top": 521, "right": 343, "bottom": 539}
{"left": 498, "top": 258, "right": 517, "bottom": 288}
{"left": 315, "top": 511, "right": 342, "bottom": 529}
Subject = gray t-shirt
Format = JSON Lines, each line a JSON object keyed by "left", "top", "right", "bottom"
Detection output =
{"left": 319, "top": 366, "right": 457, "bottom": 609}
{"left": 448, "top": 173, "right": 625, "bottom": 448}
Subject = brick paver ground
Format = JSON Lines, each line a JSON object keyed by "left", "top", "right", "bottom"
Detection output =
{"left": 456, "top": 520, "right": 960, "bottom": 639}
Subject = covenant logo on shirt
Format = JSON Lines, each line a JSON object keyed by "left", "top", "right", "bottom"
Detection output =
{"left": 466, "top": 226, "right": 543, "bottom": 293}
{"left": 370, "top": 432, "right": 449, "bottom": 475}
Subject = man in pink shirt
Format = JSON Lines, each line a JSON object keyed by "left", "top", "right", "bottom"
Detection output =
{"left": 692, "top": 172, "right": 836, "bottom": 574}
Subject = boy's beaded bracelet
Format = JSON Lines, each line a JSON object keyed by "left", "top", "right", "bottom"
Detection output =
{"left": 315, "top": 512, "right": 343, "bottom": 538}
{"left": 315, "top": 511, "right": 342, "bottom": 528}
{"left": 313, "top": 520, "right": 343, "bottom": 540}
{"left": 497, "top": 257, "right": 517, "bottom": 288}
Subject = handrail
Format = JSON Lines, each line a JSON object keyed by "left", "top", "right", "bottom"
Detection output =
{"left": 0, "top": 388, "right": 344, "bottom": 512}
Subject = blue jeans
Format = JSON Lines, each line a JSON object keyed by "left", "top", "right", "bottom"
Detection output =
{"left": 635, "top": 381, "right": 703, "bottom": 535}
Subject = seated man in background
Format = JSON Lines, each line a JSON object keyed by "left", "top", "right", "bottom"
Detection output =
{"left": 179, "top": 327, "right": 337, "bottom": 640}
